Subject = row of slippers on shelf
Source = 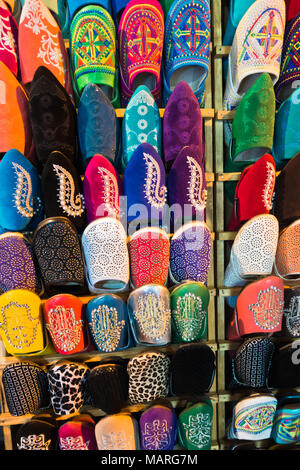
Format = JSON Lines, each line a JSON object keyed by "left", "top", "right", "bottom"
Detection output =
{"left": 7, "top": 401, "right": 214, "bottom": 451}
{"left": 1, "top": 345, "right": 215, "bottom": 421}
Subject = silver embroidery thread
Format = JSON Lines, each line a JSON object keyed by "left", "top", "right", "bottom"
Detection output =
{"left": 53, "top": 164, "right": 85, "bottom": 217}
{"left": 143, "top": 152, "right": 167, "bottom": 209}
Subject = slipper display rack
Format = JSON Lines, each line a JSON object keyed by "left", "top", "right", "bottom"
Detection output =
{"left": 213, "top": 0, "right": 300, "bottom": 450}
{"left": 0, "top": 1, "right": 221, "bottom": 449}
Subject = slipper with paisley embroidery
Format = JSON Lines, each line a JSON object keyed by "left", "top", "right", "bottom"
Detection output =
{"left": 163, "top": 0, "right": 211, "bottom": 107}
{"left": 41, "top": 151, "right": 86, "bottom": 232}
{"left": 29, "top": 66, "right": 77, "bottom": 171}
{"left": 19, "top": 0, "right": 70, "bottom": 90}
{"left": 0, "top": 149, "right": 43, "bottom": 232}
{"left": 118, "top": 0, "right": 164, "bottom": 107}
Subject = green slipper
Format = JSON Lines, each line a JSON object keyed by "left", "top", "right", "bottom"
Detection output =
{"left": 178, "top": 400, "right": 213, "bottom": 450}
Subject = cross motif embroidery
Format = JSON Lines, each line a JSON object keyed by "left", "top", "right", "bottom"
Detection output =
{"left": 174, "top": 8, "right": 209, "bottom": 52}
{"left": 129, "top": 21, "right": 161, "bottom": 58}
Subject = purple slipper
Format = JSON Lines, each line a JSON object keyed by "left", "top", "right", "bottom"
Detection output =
{"left": 140, "top": 405, "right": 177, "bottom": 450}
{"left": 168, "top": 145, "right": 207, "bottom": 224}
{"left": 169, "top": 221, "right": 212, "bottom": 285}
{"left": 163, "top": 81, "right": 203, "bottom": 166}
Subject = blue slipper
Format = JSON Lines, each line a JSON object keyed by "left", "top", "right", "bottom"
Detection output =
{"left": 122, "top": 85, "right": 161, "bottom": 172}
{"left": 163, "top": 0, "right": 210, "bottom": 107}
{"left": 0, "top": 149, "right": 43, "bottom": 232}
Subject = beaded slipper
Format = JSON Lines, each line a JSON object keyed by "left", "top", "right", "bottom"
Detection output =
{"left": 127, "top": 284, "right": 171, "bottom": 346}
{"left": 83, "top": 154, "right": 121, "bottom": 223}
{"left": 0, "top": 149, "right": 43, "bottom": 232}
{"left": 41, "top": 151, "right": 86, "bottom": 232}
{"left": 282, "top": 287, "right": 300, "bottom": 338}
{"left": 163, "top": 0, "right": 210, "bottom": 107}
{"left": 86, "top": 294, "right": 131, "bottom": 352}
{"left": 140, "top": 405, "right": 177, "bottom": 450}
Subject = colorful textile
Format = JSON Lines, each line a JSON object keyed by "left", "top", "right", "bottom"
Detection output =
{"left": 274, "top": 153, "right": 300, "bottom": 230}
{"left": 178, "top": 401, "right": 213, "bottom": 450}
{"left": 58, "top": 420, "right": 97, "bottom": 450}
{"left": 163, "top": 0, "right": 210, "bottom": 106}
{"left": 122, "top": 85, "right": 161, "bottom": 172}
{"left": 70, "top": 5, "right": 116, "bottom": 96}
{"left": 140, "top": 405, "right": 177, "bottom": 450}
{"left": 118, "top": 0, "right": 164, "bottom": 107}
{"left": 275, "top": 13, "right": 300, "bottom": 104}
{"left": 95, "top": 414, "right": 140, "bottom": 450}
{"left": 0, "top": 1, "right": 18, "bottom": 76}
{"left": 275, "top": 219, "right": 300, "bottom": 281}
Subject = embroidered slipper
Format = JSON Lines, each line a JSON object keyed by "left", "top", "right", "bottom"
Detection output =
{"left": 32, "top": 217, "right": 85, "bottom": 294}
{"left": 168, "top": 145, "right": 207, "bottom": 224}
{"left": 274, "top": 153, "right": 300, "bottom": 230}
{"left": 0, "top": 149, "right": 43, "bottom": 232}
{"left": 81, "top": 217, "right": 129, "bottom": 294}
{"left": 286, "top": 0, "right": 300, "bottom": 22}
{"left": 169, "top": 221, "right": 212, "bottom": 285}
{"left": 0, "top": 61, "right": 35, "bottom": 164}
{"left": 275, "top": 220, "right": 300, "bottom": 281}
{"left": 58, "top": 419, "right": 97, "bottom": 450}
{"left": 83, "top": 155, "right": 121, "bottom": 224}
{"left": 127, "top": 284, "right": 171, "bottom": 346}
{"left": 272, "top": 396, "right": 300, "bottom": 444}
{"left": 170, "top": 281, "right": 209, "bottom": 343}
{"left": 77, "top": 84, "right": 117, "bottom": 167}
{"left": 232, "top": 336, "right": 275, "bottom": 389}
{"left": 223, "top": 0, "right": 285, "bottom": 145}
{"left": 88, "top": 358, "right": 129, "bottom": 414}
{"left": 2, "top": 361, "right": 49, "bottom": 416}
{"left": 0, "top": 233, "right": 43, "bottom": 294}
{"left": 224, "top": 215, "right": 279, "bottom": 288}
{"left": 227, "top": 276, "right": 284, "bottom": 341}
{"left": 118, "top": 0, "right": 164, "bottom": 107}
{"left": 178, "top": 400, "right": 213, "bottom": 450}
{"left": 163, "top": 81, "right": 204, "bottom": 167}
{"left": 229, "top": 394, "right": 277, "bottom": 441}
{"left": 226, "top": 73, "right": 276, "bottom": 176}
{"left": 95, "top": 413, "right": 140, "bottom": 450}
{"left": 19, "top": 0, "right": 69, "bottom": 89}
{"left": 86, "top": 294, "right": 131, "bottom": 352}
{"left": 283, "top": 288, "right": 300, "bottom": 338}
{"left": 170, "top": 343, "right": 215, "bottom": 396}
{"left": 43, "top": 294, "right": 88, "bottom": 355}
{"left": 0, "top": 289, "right": 47, "bottom": 355}
{"left": 70, "top": 5, "right": 116, "bottom": 101}
{"left": 128, "top": 227, "right": 170, "bottom": 288}
{"left": 140, "top": 405, "right": 177, "bottom": 450}
{"left": 122, "top": 85, "right": 161, "bottom": 172}
{"left": 269, "top": 344, "right": 300, "bottom": 388}
{"left": 16, "top": 418, "right": 57, "bottom": 450}
{"left": 273, "top": 87, "right": 300, "bottom": 166}
{"left": 163, "top": 0, "right": 211, "bottom": 107}
{"left": 127, "top": 351, "right": 170, "bottom": 404}
{"left": 41, "top": 151, "right": 86, "bottom": 232}
{"left": 228, "top": 154, "right": 276, "bottom": 232}
{"left": 275, "top": 14, "right": 300, "bottom": 104}
{"left": 48, "top": 360, "right": 90, "bottom": 416}
{"left": 124, "top": 142, "right": 167, "bottom": 227}
{"left": 29, "top": 66, "right": 77, "bottom": 171}
{"left": 0, "top": 0, "right": 18, "bottom": 77}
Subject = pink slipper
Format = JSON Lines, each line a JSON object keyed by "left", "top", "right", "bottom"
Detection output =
{"left": 118, "top": 0, "right": 164, "bottom": 107}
